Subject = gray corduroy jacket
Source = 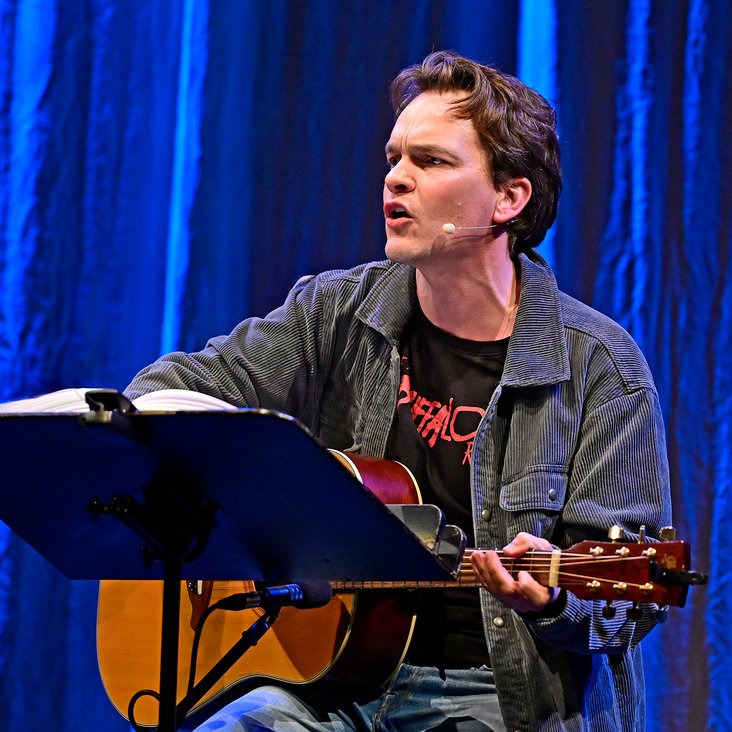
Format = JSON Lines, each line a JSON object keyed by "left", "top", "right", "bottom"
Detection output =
{"left": 126, "top": 252, "right": 672, "bottom": 731}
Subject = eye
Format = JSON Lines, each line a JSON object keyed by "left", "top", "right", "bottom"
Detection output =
{"left": 425, "top": 156, "right": 445, "bottom": 166}
{"left": 386, "top": 155, "right": 400, "bottom": 169}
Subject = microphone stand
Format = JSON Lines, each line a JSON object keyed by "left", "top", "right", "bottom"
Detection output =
{"left": 173, "top": 608, "right": 281, "bottom": 724}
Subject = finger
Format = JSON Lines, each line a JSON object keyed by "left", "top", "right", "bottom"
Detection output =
{"left": 471, "top": 550, "right": 516, "bottom": 594}
{"left": 503, "top": 532, "right": 553, "bottom": 557}
{"left": 516, "top": 570, "right": 554, "bottom": 608}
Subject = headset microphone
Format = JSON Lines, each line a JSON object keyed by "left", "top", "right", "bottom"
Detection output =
{"left": 442, "top": 219, "right": 517, "bottom": 235}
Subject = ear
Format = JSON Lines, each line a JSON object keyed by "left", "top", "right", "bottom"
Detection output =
{"left": 494, "top": 177, "right": 532, "bottom": 223}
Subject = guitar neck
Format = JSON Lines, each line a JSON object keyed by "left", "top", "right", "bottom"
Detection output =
{"left": 332, "top": 548, "right": 554, "bottom": 591}
{"left": 331, "top": 542, "right": 696, "bottom": 607}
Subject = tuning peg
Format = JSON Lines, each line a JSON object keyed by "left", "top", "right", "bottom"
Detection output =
{"left": 602, "top": 601, "right": 616, "bottom": 619}
{"left": 659, "top": 526, "right": 677, "bottom": 541}
{"left": 607, "top": 525, "right": 623, "bottom": 542}
{"left": 627, "top": 603, "right": 643, "bottom": 621}
{"left": 638, "top": 525, "right": 646, "bottom": 542}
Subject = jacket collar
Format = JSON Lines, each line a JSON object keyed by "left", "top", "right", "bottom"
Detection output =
{"left": 355, "top": 262, "right": 417, "bottom": 343}
{"left": 502, "top": 252, "right": 571, "bottom": 387}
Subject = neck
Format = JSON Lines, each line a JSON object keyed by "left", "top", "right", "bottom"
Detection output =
{"left": 416, "top": 245, "right": 520, "bottom": 341}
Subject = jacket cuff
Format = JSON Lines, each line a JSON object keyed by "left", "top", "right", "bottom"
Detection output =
{"left": 517, "top": 588, "right": 568, "bottom": 622}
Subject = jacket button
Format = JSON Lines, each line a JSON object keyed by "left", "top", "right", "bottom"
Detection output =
{"left": 492, "top": 616, "right": 504, "bottom": 628}
{"left": 481, "top": 508, "right": 492, "bottom": 522}
{"left": 548, "top": 488, "right": 557, "bottom": 500}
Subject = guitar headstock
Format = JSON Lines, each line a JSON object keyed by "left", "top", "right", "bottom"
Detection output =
{"left": 561, "top": 535, "right": 706, "bottom": 608}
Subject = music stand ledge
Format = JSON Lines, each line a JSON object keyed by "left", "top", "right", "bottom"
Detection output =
{"left": 0, "top": 405, "right": 458, "bottom": 731}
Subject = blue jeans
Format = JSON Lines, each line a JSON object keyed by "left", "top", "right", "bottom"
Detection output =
{"left": 192, "top": 664, "right": 506, "bottom": 731}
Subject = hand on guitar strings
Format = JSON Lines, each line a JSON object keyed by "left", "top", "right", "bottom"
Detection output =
{"left": 470, "top": 532, "right": 562, "bottom": 614}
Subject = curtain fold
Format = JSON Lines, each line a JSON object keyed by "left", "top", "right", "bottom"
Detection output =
{"left": 161, "top": 0, "right": 208, "bottom": 354}
{"left": 0, "top": 1, "right": 729, "bottom": 729}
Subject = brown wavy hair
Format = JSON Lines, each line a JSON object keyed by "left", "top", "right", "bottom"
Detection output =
{"left": 390, "top": 51, "right": 562, "bottom": 252}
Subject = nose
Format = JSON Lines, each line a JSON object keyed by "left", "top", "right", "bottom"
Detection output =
{"left": 384, "top": 159, "right": 414, "bottom": 194}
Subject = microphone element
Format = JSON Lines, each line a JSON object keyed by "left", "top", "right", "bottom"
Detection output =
{"left": 213, "top": 581, "right": 333, "bottom": 612}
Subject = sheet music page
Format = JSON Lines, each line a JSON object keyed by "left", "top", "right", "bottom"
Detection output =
{"left": 0, "top": 387, "right": 238, "bottom": 413}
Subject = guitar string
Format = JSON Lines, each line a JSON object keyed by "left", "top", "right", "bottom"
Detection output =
{"left": 210, "top": 555, "right": 655, "bottom": 587}
{"left": 331, "top": 575, "right": 655, "bottom": 590}
{"left": 206, "top": 553, "right": 660, "bottom": 595}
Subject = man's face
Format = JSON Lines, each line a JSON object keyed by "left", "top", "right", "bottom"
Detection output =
{"left": 383, "top": 90, "right": 501, "bottom": 266}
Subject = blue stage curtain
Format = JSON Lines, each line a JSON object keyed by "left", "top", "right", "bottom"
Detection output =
{"left": 0, "top": 1, "right": 729, "bottom": 729}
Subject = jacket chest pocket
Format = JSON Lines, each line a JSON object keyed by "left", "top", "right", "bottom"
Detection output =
{"left": 499, "top": 468, "right": 567, "bottom": 538}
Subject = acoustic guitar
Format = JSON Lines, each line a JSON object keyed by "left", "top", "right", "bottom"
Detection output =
{"left": 97, "top": 451, "right": 701, "bottom": 727}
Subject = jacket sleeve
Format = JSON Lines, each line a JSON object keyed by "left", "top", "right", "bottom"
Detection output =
{"left": 124, "top": 274, "right": 329, "bottom": 423}
{"left": 523, "top": 383, "right": 673, "bottom": 654}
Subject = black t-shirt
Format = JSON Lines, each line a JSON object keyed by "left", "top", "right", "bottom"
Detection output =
{"left": 385, "top": 307, "right": 508, "bottom": 668}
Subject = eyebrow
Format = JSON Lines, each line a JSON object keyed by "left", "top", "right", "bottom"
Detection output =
{"left": 384, "top": 142, "right": 458, "bottom": 159}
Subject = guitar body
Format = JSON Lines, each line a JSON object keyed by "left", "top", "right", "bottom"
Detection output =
{"left": 97, "top": 452, "right": 420, "bottom": 727}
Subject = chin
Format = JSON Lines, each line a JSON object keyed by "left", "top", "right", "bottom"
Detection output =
{"left": 387, "top": 236, "right": 450, "bottom": 270}
{"left": 385, "top": 240, "right": 417, "bottom": 266}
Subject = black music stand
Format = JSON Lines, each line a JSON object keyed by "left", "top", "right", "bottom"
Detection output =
{"left": 0, "top": 401, "right": 459, "bottom": 731}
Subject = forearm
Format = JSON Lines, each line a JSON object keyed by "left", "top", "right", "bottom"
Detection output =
{"left": 124, "top": 344, "right": 258, "bottom": 404}
{"left": 124, "top": 276, "right": 322, "bottom": 411}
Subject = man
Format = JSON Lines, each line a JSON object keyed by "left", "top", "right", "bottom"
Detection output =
{"left": 125, "top": 51, "right": 671, "bottom": 731}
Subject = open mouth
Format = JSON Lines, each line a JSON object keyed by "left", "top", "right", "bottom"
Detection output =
{"left": 385, "top": 204, "right": 413, "bottom": 222}
{"left": 384, "top": 202, "right": 414, "bottom": 228}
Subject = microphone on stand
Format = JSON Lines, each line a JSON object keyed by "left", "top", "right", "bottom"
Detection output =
{"left": 212, "top": 581, "right": 333, "bottom": 612}
{"left": 442, "top": 219, "right": 517, "bottom": 235}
